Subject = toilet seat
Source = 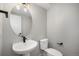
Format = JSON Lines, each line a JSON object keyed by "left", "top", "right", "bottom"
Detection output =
{"left": 45, "top": 48, "right": 63, "bottom": 56}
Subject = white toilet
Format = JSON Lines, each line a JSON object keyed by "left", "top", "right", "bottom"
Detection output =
{"left": 39, "top": 39, "right": 63, "bottom": 56}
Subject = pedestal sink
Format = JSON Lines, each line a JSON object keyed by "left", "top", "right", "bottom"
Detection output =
{"left": 12, "top": 39, "right": 38, "bottom": 56}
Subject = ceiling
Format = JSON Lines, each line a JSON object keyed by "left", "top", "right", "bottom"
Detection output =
{"left": 35, "top": 3, "right": 51, "bottom": 10}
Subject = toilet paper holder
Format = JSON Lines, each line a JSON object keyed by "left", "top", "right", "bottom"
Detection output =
{"left": 57, "top": 42, "right": 63, "bottom": 45}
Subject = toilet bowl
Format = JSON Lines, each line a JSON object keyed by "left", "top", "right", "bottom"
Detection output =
{"left": 44, "top": 48, "right": 63, "bottom": 56}
{"left": 40, "top": 39, "right": 63, "bottom": 56}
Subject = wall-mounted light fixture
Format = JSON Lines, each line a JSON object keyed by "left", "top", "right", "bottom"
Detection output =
{"left": 0, "top": 10, "right": 8, "bottom": 18}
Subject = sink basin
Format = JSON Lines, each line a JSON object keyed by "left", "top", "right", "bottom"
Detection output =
{"left": 12, "top": 39, "right": 38, "bottom": 55}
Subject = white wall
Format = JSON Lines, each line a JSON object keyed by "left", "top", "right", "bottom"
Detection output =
{"left": 0, "top": 4, "right": 3, "bottom": 55}
{"left": 29, "top": 4, "right": 47, "bottom": 41}
{"left": 47, "top": 3, "right": 79, "bottom": 56}
{"left": 1, "top": 3, "right": 47, "bottom": 56}
{"left": 21, "top": 16, "right": 32, "bottom": 36}
{"left": 0, "top": 14, "right": 3, "bottom": 55}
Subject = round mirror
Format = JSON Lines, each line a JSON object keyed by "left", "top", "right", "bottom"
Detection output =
{"left": 10, "top": 4, "right": 32, "bottom": 36}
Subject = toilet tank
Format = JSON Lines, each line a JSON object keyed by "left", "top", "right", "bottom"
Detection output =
{"left": 39, "top": 38, "right": 48, "bottom": 50}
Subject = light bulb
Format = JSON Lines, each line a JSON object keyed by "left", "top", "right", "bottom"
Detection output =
{"left": 24, "top": 8, "right": 27, "bottom": 12}
{"left": 16, "top": 5, "right": 20, "bottom": 10}
{"left": 27, "top": 3, "right": 32, "bottom": 9}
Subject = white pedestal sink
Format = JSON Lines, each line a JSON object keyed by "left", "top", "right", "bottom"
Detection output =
{"left": 12, "top": 39, "right": 38, "bottom": 56}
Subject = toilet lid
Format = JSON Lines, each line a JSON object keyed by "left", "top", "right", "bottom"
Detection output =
{"left": 45, "top": 48, "right": 63, "bottom": 56}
